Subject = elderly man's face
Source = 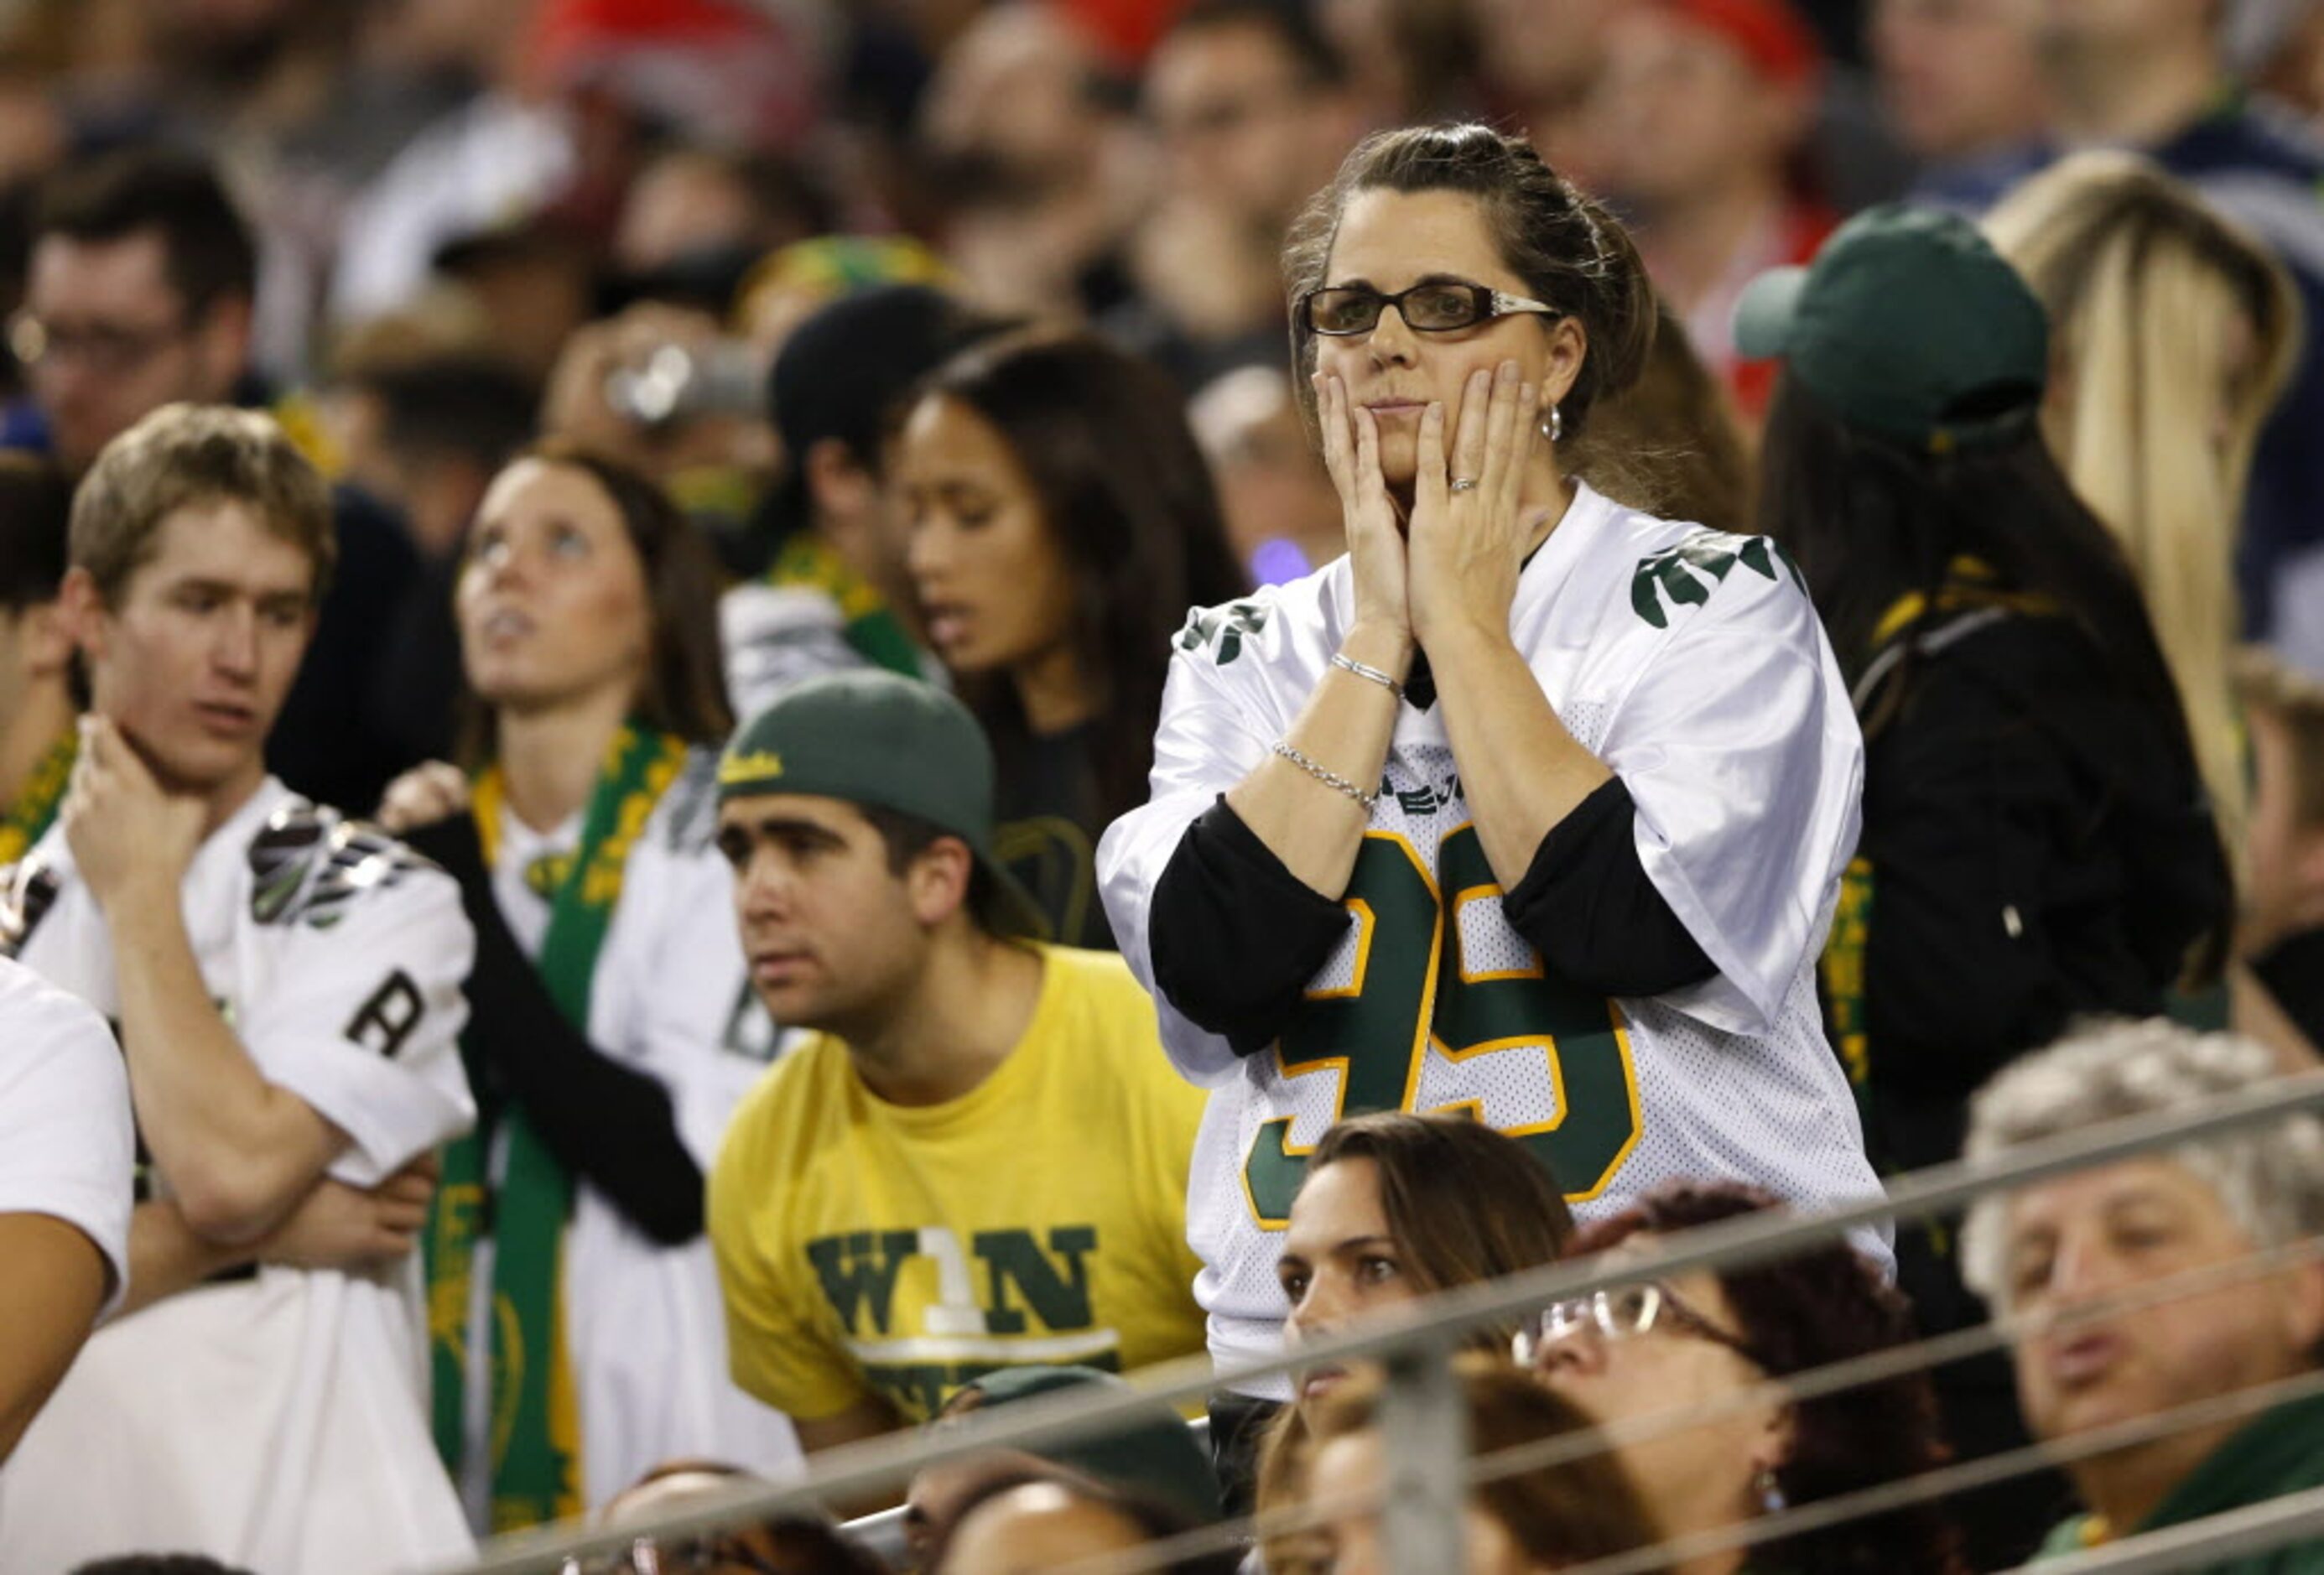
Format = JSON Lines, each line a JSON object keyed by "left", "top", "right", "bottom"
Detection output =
{"left": 2002, "top": 1157, "right": 2324, "bottom": 1446}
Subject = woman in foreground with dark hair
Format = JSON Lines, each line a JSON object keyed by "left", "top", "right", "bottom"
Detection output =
{"left": 378, "top": 441, "right": 795, "bottom": 1524}
{"left": 1743, "top": 204, "right": 2231, "bottom": 1567}
{"left": 892, "top": 330, "right": 1246, "bottom": 949}
{"left": 1523, "top": 1179, "right": 1967, "bottom": 1575}
{"left": 1250, "top": 1112, "right": 1574, "bottom": 1548}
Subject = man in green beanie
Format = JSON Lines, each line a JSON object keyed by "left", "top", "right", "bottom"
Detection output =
{"left": 706, "top": 671, "right": 1208, "bottom": 1457}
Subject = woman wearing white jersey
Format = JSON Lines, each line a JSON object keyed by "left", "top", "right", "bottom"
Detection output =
{"left": 1096, "top": 122, "right": 1880, "bottom": 1474}
{"left": 381, "top": 440, "right": 796, "bottom": 1526}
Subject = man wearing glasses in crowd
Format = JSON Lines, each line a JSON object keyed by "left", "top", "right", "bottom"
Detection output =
{"left": 5, "top": 148, "right": 427, "bottom": 814}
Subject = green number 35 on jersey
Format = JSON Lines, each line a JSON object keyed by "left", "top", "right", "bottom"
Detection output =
{"left": 1241, "top": 824, "right": 1643, "bottom": 1225}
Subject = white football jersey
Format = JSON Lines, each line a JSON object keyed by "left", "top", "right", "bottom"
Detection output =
{"left": 0, "top": 955, "right": 133, "bottom": 1311}
{"left": 0, "top": 777, "right": 477, "bottom": 1573}
{"left": 1100, "top": 483, "right": 1884, "bottom": 1386}
{"left": 471, "top": 745, "right": 800, "bottom": 1510}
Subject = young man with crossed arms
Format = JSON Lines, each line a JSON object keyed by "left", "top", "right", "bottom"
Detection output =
{"left": 0, "top": 404, "right": 475, "bottom": 1573}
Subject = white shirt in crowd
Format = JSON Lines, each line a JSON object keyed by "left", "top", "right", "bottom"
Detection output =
{"left": 0, "top": 954, "right": 134, "bottom": 1311}
{"left": 1101, "top": 482, "right": 1887, "bottom": 1391}
{"left": 464, "top": 745, "right": 799, "bottom": 1514}
{"left": 0, "top": 778, "right": 477, "bottom": 1575}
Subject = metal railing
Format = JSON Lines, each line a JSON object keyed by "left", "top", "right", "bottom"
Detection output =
{"left": 437, "top": 1065, "right": 2324, "bottom": 1575}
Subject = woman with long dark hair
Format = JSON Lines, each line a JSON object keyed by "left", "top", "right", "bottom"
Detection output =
{"left": 1745, "top": 205, "right": 2231, "bottom": 1184}
{"left": 379, "top": 440, "right": 795, "bottom": 1525}
{"left": 1741, "top": 203, "right": 2233, "bottom": 1567}
{"left": 892, "top": 330, "right": 1245, "bottom": 949}
{"left": 1253, "top": 1111, "right": 1575, "bottom": 1564}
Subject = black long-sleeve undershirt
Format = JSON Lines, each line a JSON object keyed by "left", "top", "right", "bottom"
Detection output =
{"left": 403, "top": 815, "right": 704, "bottom": 1245}
{"left": 1148, "top": 779, "right": 1714, "bottom": 1054}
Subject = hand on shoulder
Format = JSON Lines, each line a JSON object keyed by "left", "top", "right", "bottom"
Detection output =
{"left": 375, "top": 761, "right": 471, "bottom": 834}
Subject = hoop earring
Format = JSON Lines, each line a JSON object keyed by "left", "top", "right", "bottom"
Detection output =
{"left": 1541, "top": 403, "right": 1563, "bottom": 443}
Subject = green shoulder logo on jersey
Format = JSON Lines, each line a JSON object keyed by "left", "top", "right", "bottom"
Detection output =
{"left": 1178, "top": 600, "right": 1271, "bottom": 665}
{"left": 1630, "top": 531, "right": 1801, "bottom": 630}
{"left": 248, "top": 804, "right": 430, "bottom": 929}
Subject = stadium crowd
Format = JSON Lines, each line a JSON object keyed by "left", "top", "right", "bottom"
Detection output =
{"left": 3, "top": 1, "right": 2324, "bottom": 1572}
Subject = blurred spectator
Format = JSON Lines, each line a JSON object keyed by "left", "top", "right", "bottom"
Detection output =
{"left": 526, "top": 0, "right": 831, "bottom": 157}
{"left": 427, "top": 219, "right": 602, "bottom": 390}
{"left": 0, "top": 406, "right": 476, "bottom": 1573}
{"left": 722, "top": 283, "right": 1001, "bottom": 717}
{"left": 1987, "top": 151, "right": 2302, "bottom": 858}
{"left": 1187, "top": 365, "right": 1346, "bottom": 584}
{"left": 610, "top": 145, "right": 838, "bottom": 285}
{"left": 1299, "top": 1356, "right": 1663, "bottom": 1575}
{"left": 537, "top": 295, "right": 776, "bottom": 555}
{"left": 597, "top": 1460, "right": 891, "bottom": 1575}
{"left": 376, "top": 443, "right": 797, "bottom": 1525}
{"left": 1250, "top": 1113, "right": 1574, "bottom": 1537}
{"left": 912, "top": 4, "right": 1148, "bottom": 320}
{"left": 0, "top": 455, "right": 79, "bottom": 853}
{"left": 10, "top": 150, "right": 258, "bottom": 472}
{"left": 329, "top": 353, "right": 538, "bottom": 765}
{"left": 1745, "top": 203, "right": 2231, "bottom": 1566}
{"left": 1312, "top": 0, "right": 1479, "bottom": 127}
{"left": 1122, "top": 0, "right": 1360, "bottom": 390}
{"left": 1470, "top": 0, "right": 1617, "bottom": 183}
{"left": 706, "top": 673, "right": 1209, "bottom": 1451}
{"left": 1583, "top": 300, "right": 1755, "bottom": 535}
{"left": 1871, "top": 0, "right": 2051, "bottom": 179}
{"left": 329, "top": 0, "right": 575, "bottom": 327}
{"left": 0, "top": 957, "right": 131, "bottom": 1465}
{"left": 1921, "top": 0, "right": 2324, "bottom": 660}
{"left": 932, "top": 1473, "right": 1231, "bottom": 1575}
{"left": 338, "top": 0, "right": 832, "bottom": 333}
{"left": 1961, "top": 1021, "right": 2324, "bottom": 1561}
{"left": 1590, "top": 0, "right": 1833, "bottom": 423}
{"left": 731, "top": 235, "right": 958, "bottom": 364}
{"left": 1525, "top": 1181, "right": 1967, "bottom": 1575}
{"left": 331, "top": 355, "right": 538, "bottom": 565}
{"left": 2236, "top": 649, "right": 2324, "bottom": 1053}
{"left": 905, "top": 1364, "right": 1220, "bottom": 1562}
{"left": 897, "top": 330, "right": 1246, "bottom": 949}
{"left": 12, "top": 147, "right": 431, "bottom": 814}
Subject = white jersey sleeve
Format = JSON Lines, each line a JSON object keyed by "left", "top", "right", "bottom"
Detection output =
{"left": 236, "top": 822, "right": 477, "bottom": 1187}
{"left": 1100, "top": 586, "right": 1310, "bottom": 1089}
{"left": 0, "top": 956, "right": 133, "bottom": 1309}
{"left": 1608, "top": 533, "right": 1864, "bottom": 1034}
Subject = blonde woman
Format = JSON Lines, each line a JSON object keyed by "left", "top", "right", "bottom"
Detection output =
{"left": 1986, "top": 151, "right": 2301, "bottom": 847}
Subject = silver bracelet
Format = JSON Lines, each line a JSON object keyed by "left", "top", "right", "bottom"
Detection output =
{"left": 1272, "top": 741, "right": 1379, "bottom": 809}
{"left": 1330, "top": 651, "right": 1405, "bottom": 700}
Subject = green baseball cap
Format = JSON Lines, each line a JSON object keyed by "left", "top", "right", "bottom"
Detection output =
{"left": 718, "top": 670, "right": 1045, "bottom": 938}
{"left": 1734, "top": 203, "right": 2049, "bottom": 453}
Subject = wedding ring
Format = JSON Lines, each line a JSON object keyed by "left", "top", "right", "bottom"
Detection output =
{"left": 1450, "top": 476, "right": 1479, "bottom": 493}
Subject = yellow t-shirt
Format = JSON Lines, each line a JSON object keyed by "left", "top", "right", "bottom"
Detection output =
{"left": 708, "top": 944, "right": 1209, "bottom": 1423}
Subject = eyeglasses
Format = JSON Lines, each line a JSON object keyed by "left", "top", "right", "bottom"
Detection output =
{"left": 1511, "top": 1281, "right": 1768, "bottom": 1370}
{"left": 557, "top": 1535, "right": 788, "bottom": 1575}
{"left": 8, "top": 310, "right": 192, "bottom": 377}
{"left": 1297, "top": 282, "right": 1562, "bottom": 337}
